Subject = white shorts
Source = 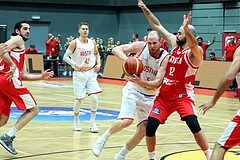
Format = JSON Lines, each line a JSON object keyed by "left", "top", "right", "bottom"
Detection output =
{"left": 73, "top": 70, "right": 102, "bottom": 99}
{"left": 117, "top": 84, "right": 156, "bottom": 125}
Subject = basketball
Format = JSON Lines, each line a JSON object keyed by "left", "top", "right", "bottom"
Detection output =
{"left": 122, "top": 57, "right": 144, "bottom": 76}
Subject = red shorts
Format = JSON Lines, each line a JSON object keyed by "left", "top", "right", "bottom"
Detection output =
{"left": 0, "top": 75, "right": 37, "bottom": 117}
{"left": 149, "top": 95, "right": 197, "bottom": 124}
{"left": 218, "top": 114, "right": 240, "bottom": 148}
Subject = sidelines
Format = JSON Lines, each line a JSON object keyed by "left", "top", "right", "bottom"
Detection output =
{"left": 9, "top": 107, "right": 119, "bottom": 121}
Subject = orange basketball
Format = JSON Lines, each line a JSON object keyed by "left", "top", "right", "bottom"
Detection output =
{"left": 122, "top": 57, "right": 144, "bottom": 76}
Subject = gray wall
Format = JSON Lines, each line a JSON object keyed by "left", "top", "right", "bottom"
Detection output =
{"left": 0, "top": 1, "right": 240, "bottom": 58}
{"left": 192, "top": 2, "right": 240, "bottom": 59}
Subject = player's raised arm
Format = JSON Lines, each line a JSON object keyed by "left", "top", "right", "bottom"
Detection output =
{"left": 137, "top": 0, "right": 176, "bottom": 48}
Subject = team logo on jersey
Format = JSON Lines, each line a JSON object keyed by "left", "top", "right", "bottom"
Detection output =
{"left": 151, "top": 106, "right": 160, "bottom": 115}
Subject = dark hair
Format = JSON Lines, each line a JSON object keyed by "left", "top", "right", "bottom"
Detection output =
{"left": 11, "top": 20, "right": 29, "bottom": 36}
{"left": 133, "top": 34, "right": 139, "bottom": 38}
{"left": 147, "top": 28, "right": 152, "bottom": 32}
{"left": 78, "top": 22, "right": 89, "bottom": 29}
{"left": 209, "top": 52, "right": 215, "bottom": 56}
{"left": 30, "top": 44, "right": 35, "bottom": 48}
{"left": 196, "top": 36, "right": 203, "bottom": 41}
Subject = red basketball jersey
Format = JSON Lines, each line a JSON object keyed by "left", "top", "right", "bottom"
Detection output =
{"left": 0, "top": 49, "right": 25, "bottom": 80}
{"left": 159, "top": 46, "right": 200, "bottom": 102}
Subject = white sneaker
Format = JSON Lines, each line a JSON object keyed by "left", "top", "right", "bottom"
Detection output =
{"left": 91, "top": 136, "right": 107, "bottom": 157}
{"left": 73, "top": 120, "right": 81, "bottom": 131}
{"left": 68, "top": 71, "right": 72, "bottom": 76}
{"left": 89, "top": 123, "right": 99, "bottom": 133}
{"left": 62, "top": 71, "right": 67, "bottom": 76}
{"left": 114, "top": 153, "right": 126, "bottom": 160}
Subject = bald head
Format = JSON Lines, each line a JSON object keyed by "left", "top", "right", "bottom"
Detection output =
{"left": 147, "top": 30, "right": 161, "bottom": 41}
{"left": 180, "top": 25, "right": 196, "bottom": 37}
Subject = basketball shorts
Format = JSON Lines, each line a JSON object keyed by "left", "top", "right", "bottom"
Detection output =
{"left": 73, "top": 70, "right": 102, "bottom": 99}
{"left": 218, "top": 111, "right": 240, "bottom": 148}
{"left": 117, "top": 84, "right": 156, "bottom": 125}
{"left": 0, "top": 75, "right": 37, "bottom": 117}
{"left": 149, "top": 95, "right": 197, "bottom": 124}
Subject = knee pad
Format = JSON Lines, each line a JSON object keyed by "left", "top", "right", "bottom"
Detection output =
{"left": 146, "top": 117, "right": 160, "bottom": 137}
{"left": 182, "top": 115, "right": 201, "bottom": 134}
{"left": 73, "top": 100, "right": 81, "bottom": 113}
{"left": 90, "top": 94, "right": 98, "bottom": 112}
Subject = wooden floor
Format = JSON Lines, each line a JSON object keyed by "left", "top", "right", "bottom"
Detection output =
{"left": 0, "top": 79, "right": 239, "bottom": 160}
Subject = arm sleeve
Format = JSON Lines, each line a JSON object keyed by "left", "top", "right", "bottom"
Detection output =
{"left": 63, "top": 49, "right": 76, "bottom": 67}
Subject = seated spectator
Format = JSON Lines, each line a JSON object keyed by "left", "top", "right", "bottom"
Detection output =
{"left": 25, "top": 44, "right": 38, "bottom": 54}
{"left": 209, "top": 52, "right": 220, "bottom": 61}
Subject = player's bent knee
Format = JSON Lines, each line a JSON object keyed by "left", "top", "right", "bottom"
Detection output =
{"left": 121, "top": 119, "right": 133, "bottom": 128}
{"left": 183, "top": 115, "right": 201, "bottom": 134}
{"left": 146, "top": 117, "right": 160, "bottom": 137}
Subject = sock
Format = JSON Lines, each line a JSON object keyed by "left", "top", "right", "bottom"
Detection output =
{"left": 118, "top": 145, "right": 130, "bottom": 156}
{"left": 90, "top": 111, "right": 96, "bottom": 124}
{"left": 204, "top": 148, "right": 211, "bottom": 160}
{"left": 149, "top": 151, "right": 156, "bottom": 160}
{"left": 7, "top": 126, "right": 19, "bottom": 137}
{"left": 101, "top": 128, "right": 112, "bottom": 139}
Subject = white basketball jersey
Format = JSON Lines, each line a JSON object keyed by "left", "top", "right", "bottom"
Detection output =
{"left": 71, "top": 38, "right": 96, "bottom": 69}
{"left": 129, "top": 45, "right": 169, "bottom": 95}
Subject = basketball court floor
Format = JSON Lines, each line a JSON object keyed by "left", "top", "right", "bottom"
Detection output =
{"left": 0, "top": 78, "right": 239, "bottom": 160}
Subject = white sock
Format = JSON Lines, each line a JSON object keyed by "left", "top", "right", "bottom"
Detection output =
{"left": 101, "top": 128, "right": 112, "bottom": 139}
{"left": 90, "top": 111, "right": 96, "bottom": 124}
{"left": 149, "top": 151, "right": 156, "bottom": 160}
{"left": 204, "top": 148, "right": 211, "bottom": 160}
{"left": 118, "top": 145, "right": 130, "bottom": 156}
{"left": 7, "top": 126, "right": 19, "bottom": 137}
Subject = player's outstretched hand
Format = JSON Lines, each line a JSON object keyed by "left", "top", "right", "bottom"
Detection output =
{"left": 42, "top": 69, "right": 54, "bottom": 79}
{"left": 199, "top": 101, "right": 215, "bottom": 115}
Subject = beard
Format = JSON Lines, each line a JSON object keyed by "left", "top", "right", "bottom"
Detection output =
{"left": 176, "top": 37, "right": 186, "bottom": 46}
{"left": 20, "top": 33, "right": 29, "bottom": 42}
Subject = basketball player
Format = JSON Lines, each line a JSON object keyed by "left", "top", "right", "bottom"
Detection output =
{"left": 63, "top": 22, "right": 102, "bottom": 132}
{"left": 0, "top": 20, "right": 54, "bottom": 155}
{"left": 200, "top": 46, "right": 240, "bottom": 160}
{"left": 138, "top": 1, "right": 211, "bottom": 160}
{"left": 91, "top": 31, "right": 170, "bottom": 160}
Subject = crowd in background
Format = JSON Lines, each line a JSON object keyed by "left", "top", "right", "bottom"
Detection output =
{"left": 25, "top": 31, "right": 240, "bottom": 79}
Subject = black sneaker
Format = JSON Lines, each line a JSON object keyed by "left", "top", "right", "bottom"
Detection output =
{"left": 0, "top": 134, "right": 17, "bottom": 155}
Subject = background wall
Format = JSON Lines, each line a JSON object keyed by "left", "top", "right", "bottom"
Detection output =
{"left": 0, "top": 1, "right": 239, "bottom": 59}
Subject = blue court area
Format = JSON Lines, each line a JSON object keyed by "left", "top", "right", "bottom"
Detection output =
{"left": 9, "top": 107, "right": 119, "bottom": 121}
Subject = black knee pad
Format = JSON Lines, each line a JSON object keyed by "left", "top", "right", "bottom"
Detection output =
{"left": 182, "top": 115, "right": 201, "bottom": 134}
{"left": 146, "top": 117, "right": 160, "bottom": 137}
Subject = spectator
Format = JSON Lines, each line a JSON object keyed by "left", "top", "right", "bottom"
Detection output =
{"left": 106, "top": 37, "right": 115, "bottom": 52}
{"left": 132, "top": 33, "right": 140, "bottom": 42}
{"left": 209, "top": 52, "right": 220, "bottom": 61}
{"left": 197, "top": 36, "right": 216, "bottom": 60}
{"left": 143, "top": 28, "right": 153, "bottom": 41}
{"left": 224, "top": 36, "right": 238, "bottom": 62}
{"left": 25, "top": 44, "right": 38, "bottom": 54}
{"left": 45, "top": 33, "right": 61, "bottom": 77}
{"left": 116, "top": 40, "right": 121, "bottom": 46}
